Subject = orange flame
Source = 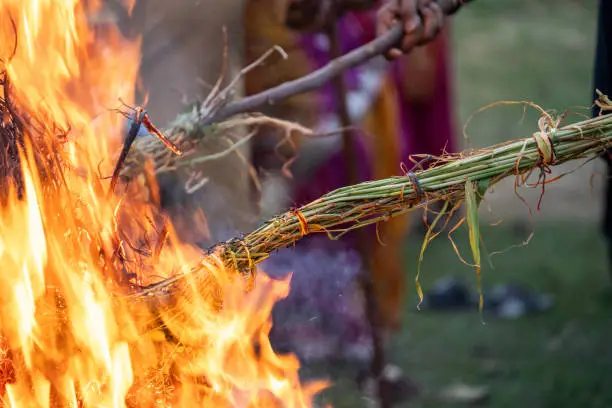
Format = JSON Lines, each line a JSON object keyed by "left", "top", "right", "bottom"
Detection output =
{"left": 0, "top": 0, "right": 328, "bottom": 406}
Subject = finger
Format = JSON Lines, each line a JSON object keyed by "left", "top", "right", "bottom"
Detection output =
{"left": 419, "top": 4, "right": 436, "bottom": 42}
{"left": 400, "top": 20, "right": 423, "bottom": 52}
{"left": 376, "top": 7, "right": 396, "bottom": 36}
{"left": 400, "top": 0, "right": 425, "bottom": 51}
{"left": 399, "top": 0, "right": 420, "bottom": 33}
{"left": 400, "top": 30, "right": 420, "bottom": 53}
{"left": 416, "top": 0, "right": 430, "bottom": 15}
{"left": 431, "top": 2, "right": 445, "bottom": 29}
{"left": 424, "top": 2, "right": 444, "bottom": 40}
{"left": 386, "top": 48, "right": 403, "bottom": 60}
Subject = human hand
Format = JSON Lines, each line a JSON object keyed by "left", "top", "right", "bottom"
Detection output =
{"left": 376, "top": 0, "right": 445, "bottom": 59}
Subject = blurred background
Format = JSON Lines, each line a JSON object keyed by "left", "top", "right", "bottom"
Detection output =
{"left": 298, "top": 1, "right": 612, "bottom": 407}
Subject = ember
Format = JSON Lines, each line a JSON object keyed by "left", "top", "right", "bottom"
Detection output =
{"left": 0, "top": 0, "right": 326, "bottom": 406}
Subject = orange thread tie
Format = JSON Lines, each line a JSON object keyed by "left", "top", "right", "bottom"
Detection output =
{"left": 142, "top": 113, "right": 182, "bottom": 155}
{"left": 293, "top": 210, "right": 310, "bottom": 236}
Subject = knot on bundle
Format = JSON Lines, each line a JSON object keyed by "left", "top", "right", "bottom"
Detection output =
{"left": 532, "top": 113, "right": 559, "bottom": 167}
{"left": 532, "top": 130, "right": 556, "bottom": 166}
{"left": 407, "top": 171, "right": 424, "bottom": 204}
{"left": 292, "top": 209, "right": 310, "bottom": 236}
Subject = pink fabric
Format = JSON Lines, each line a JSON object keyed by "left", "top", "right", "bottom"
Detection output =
{"left": 293, "top": 14, "right": 456, "bottom": 204}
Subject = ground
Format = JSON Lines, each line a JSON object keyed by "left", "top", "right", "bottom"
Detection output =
{"left": 313, "top": 224, "right": 612, "bottom": 407}
{"left": 300, "top": 1, "right": 612, "bottom": 407}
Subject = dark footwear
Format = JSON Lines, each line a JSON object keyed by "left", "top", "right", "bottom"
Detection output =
{"left": 356, "top": 364, "right": 420, "bottom": 406}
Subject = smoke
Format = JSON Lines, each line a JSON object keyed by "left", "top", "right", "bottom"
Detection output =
{"left": 259, "top": 238, "right": 372, "bottom": 362}
{"left": 128, "top": 123, "right": 371, "bottom": 361}
{"left": 124, "top": 118, "right": 253, "bottom": 248}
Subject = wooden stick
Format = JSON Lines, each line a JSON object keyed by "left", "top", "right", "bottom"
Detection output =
{"left": 206, "top": 0, "right": 472, "bottom": 123}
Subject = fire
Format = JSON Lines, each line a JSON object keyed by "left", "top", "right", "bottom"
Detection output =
{"left": 0, "top": 1, "right": 327, "bottom": 406}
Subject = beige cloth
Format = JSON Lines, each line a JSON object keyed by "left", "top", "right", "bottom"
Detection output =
{"left": 101, "top": 0, "right": 255, "bottom": 244}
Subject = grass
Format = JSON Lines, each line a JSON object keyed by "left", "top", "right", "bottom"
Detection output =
{"left": 312, "top": 222, "right": 612, "bottom": 407}
{"left": 395, "top": 223, "right": 612, "bottom": 408}
{"left": 299, "top": 1, "right": 612, "bottom": 407}
{"left": 453, "top": 0, "right": 597, "bottom": 147}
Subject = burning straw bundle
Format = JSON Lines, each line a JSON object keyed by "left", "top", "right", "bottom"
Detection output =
{"left": 128, "top": 95, "right": 612, "bottom": 306}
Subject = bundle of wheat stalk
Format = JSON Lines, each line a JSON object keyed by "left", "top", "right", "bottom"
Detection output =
{"left": 126, "top": 94, "right": 612, "bottom": 310}
{"left": 115, "top": 45, "right": 312, "bottom": 187}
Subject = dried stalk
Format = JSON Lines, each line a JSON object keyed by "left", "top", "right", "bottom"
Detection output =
{"left": 125, "top": 99, "right": 612, "bottom": 305}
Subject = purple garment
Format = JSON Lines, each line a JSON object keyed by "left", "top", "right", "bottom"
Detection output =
{"left": 261, "top": 9, "right": 457, "bottom": 359}
{"left": 292, "top": 10, "right": 391, "bottom": 248}
{"left": 391, "top": 33, "right": 456, "bottom": 158}
{"left": 292, "top": 13, "right": 457, "bottom": 207}
{"left": 261, "top": 12, "right": 388, "bottom": 361}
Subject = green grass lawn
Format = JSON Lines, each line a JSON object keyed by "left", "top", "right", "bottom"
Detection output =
{"left": 301, "top": 1, "right": 612, "bottom": 407}
{"left": 396, "top": 223, "right": 612, "bottom": 408}
{"left": 453, "top": 0, "right": 596, "bottom": 148}
{"left": 312, "top": 222, "right": 612, "bottom": 408}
